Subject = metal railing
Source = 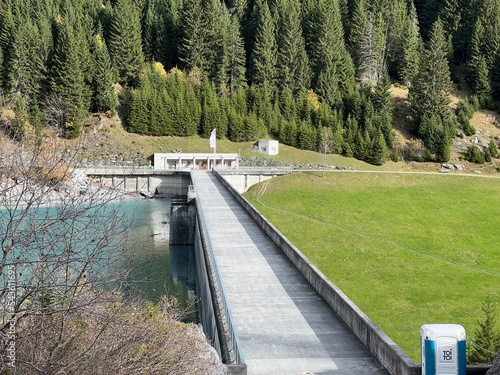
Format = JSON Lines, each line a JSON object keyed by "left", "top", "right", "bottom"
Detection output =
{"left": 195, "top": 191, "right": 246, "bottom": 366}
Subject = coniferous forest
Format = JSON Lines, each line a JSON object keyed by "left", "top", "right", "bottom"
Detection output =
{"left": 1, "top": 0, "right": 500, "bottom": 165}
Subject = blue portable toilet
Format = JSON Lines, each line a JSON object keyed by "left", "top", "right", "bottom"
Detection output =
{"left": 421, "top": 324, "right": 466, "bottom": 375}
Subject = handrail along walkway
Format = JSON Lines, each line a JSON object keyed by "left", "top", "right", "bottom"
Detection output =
{"left": 194, "top": 190, "right": 246, "bottom": 366}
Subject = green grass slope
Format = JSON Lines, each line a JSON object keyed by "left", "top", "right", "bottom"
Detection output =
{"left": 244, "top": 171, "right": 500, "bottom": 362}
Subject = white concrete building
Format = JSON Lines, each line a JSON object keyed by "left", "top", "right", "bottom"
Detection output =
{"left": 258, "top": 140, "right": 279, "bottom": 155}
{"left": 152, "top": 153, "right": 239, "bottom": 170}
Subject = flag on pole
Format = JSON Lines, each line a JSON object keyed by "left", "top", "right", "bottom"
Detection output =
{"left": 210, "top": 128, "right": 216, "bottom": 149}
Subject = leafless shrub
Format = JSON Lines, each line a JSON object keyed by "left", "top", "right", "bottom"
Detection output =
{"left": 0, "top": 134, "right": 224, "bottom": 374}
{"left": 3, "top": 293, "right": 224, "bottom": 374}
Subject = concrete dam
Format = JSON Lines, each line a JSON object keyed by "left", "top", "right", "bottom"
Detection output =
{"left": 83, "top": 168, "right": 489, "bottom": 375}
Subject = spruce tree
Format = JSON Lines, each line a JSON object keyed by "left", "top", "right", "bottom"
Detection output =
{"left": 471, "top": 55, "right": 492, "bottom": 106}
{"left": 203, "top": 0, "right": 230, "bottom": 86}
{"left": 49, "top": 17, "right": 88, "bottom": 138}
{"left": 491, "top": 50, "right": 500, "bottom": 101}
{"left": 275, "top": 0, "right": 311, "bottom": 95}
{"left": 74, "top": 20, "right": 93, "bottom": 111}
{"left": 157, "top": 0, "right": 182, "bottom": 69}
{"left": 309, "top": 0, "right": 353, "bottom": 108}
{"left": 409, "top": 19, "right": 452, "bottom": 122}
{"left": 357, "top": 12, "right": 386, "bottom": 85}
{"left": 248, "top": 0, "right": 277, "bottom": 89}
{"left": 226, "top": 14, "right": 247, "bottom": 93}
{"left": 108, "top": 0, "right": 144, "bottom": 86}
{"left": 372, "top": 70, "right": 394, "bottom": 147}
{"left": 398, "top": 1, "right": 422, "bottom": 84}
{"left": 3, "top": 19, "right": 45, "bottom": 99}
{"left": 384, "top": 0, "right": 408, "bottom": 75}
{"left": 348, "top": 0, "right": 368, "bottom": 63}
{"left": 439, "top": 0, "right": 461, "bottom": 45}
{"left": 466, "top": 19, "right": 485, "bottom": 91}
{"left": 179, "top": 0, "right": 207, "bottom": 71}
{"left": 142, "top": 0, "right": 158, "bottom": 62}
{"left": 469, "top": 295, "right": 500, "bottom": 364}
{"left": 10, "top": 95, "right": 34, "bottom": 140}
{"left": 488, "top": 139, "right": 498, "bottom": 158}
{"left": 414, "top": 0, "right": 440, "bottom": 40}
{"left": 474, "top": 0, "right": 500, "bottom": 68}
{"left": 91, "top": 33, "right": 117, "bottom": 113}
{"left": 0, "top": 4, "right": 15, "bottom": 88}
{"left": 199, "top": 77, "right": 225, "bottom": 138}
{"left": 368, "top": 129, "right": 388, "bottom": 165}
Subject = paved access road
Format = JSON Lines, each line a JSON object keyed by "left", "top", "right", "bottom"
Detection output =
{"left": 191, "top": 170, "right": 388, "bottom": 375}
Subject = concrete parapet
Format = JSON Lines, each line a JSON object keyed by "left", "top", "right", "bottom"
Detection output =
{"left": 213, "top": 170, "right": 490, "bottom": 375}
{"left": 218, "top": 169, "right": 293, "bottom": 193}
{"left": 194, "top": 219, "right": 223, "bottom": 360}
{"left": 194, "top": 197, "right": 247, "bottom": 374}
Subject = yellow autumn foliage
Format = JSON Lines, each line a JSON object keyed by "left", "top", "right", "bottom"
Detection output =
{"left": 306, "top": 90, "right": 321, "bottom": 111}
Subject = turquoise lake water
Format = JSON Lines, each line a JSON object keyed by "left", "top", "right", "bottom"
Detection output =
{"left": 0, "top": 197, "right": 198, "bottom": 322}
{"left": 118, "top": 198, "right": 197, "bottom": 321}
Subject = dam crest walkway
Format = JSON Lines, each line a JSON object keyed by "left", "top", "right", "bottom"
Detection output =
{"left": 190, "top": 170, "right": 388, "bottom": 375}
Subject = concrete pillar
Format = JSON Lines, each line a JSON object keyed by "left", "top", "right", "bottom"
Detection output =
{"left": 169, "top": 202, "right": 196, "bottom": 244}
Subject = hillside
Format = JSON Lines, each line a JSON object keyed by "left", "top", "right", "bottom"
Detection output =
{"left": 61, "top": 86, "right": 500, "bottom": 175}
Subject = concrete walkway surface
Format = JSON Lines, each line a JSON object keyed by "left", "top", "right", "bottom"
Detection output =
{"left": 191, "top": 170, "right": 388, "bottom": 375}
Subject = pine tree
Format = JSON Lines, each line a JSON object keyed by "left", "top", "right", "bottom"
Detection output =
{"left": 248, "top": 0, "right": 277, "bottom": 89}
{"left": 108, "top": 0, "right": 144, "bottom": 86}
{"left": 91, "top": 33, "right": 117, "bottom": 112}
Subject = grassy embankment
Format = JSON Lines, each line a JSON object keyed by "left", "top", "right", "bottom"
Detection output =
{"left": 76, "top": 117, "right": 409, "bottom": 170}
{"left": 244, "top": 171, "right": 500, "bottom": 362}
